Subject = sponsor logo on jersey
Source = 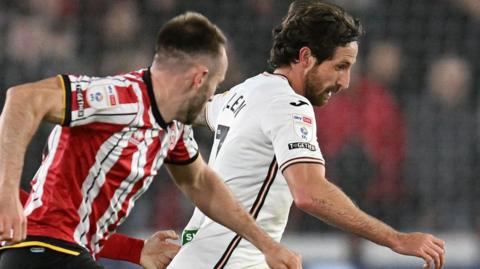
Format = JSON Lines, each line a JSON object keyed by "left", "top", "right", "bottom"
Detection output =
{"left": 292, "top": 114, "right": 313, "bottom": 141}
{"left": 87, "top": 85, "right": 119, "bottom": 109}
{"left": 288, "top": 142, "right": 316, "bottom": 151}
{"left": 292, "top": 114, "right": 312, "bottom": 125}
{"left": 106, "top": 85, "right": 119, "bottom": 106}
{"left": 290, "top": 100, "right": 309, "bottom": 107}
{"left": 76, "top": 84, "right": 85, "bottom": 118}
{"left": 182, "top": 229, "right": 198, "bottom": 245}
{"left": 87, "top": 86, "right": 108, "bottom": 109}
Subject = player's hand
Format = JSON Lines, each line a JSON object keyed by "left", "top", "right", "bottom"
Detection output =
{"left": 0, "top": 193, "right": 26, "bottom": 244}
{"left": 139, "top": 230, "right": 181, "bottom": 269}
{"left": 391, "top": 232, "right": 445, "bottom": 269}
{"left": 264, "top": 242, "right": 302, "bottom": 269}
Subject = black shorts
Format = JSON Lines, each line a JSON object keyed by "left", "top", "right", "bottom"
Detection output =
{"left": 0, "top": 236, "right": 104, "bottom": 269}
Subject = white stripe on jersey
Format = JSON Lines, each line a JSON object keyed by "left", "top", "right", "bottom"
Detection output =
{"left": 71, "top": 104, "right": 138, "bottom": 126}
{"left": 91, "top": 128, "right": 170, "bottom": 253}
{"left": 118, "top": 129, "right": 168, "bottom": 221}
{"left": 123, "top": 73, "right": 141, "bottom": 81}
{"left": 74, "top": 128, "right": 134, "bottom": 247}
{"left": 131, "top": 83, "right": 145, "bottom": 127}
{"left": 24, "top": 126, "right": 62, "bottom": 216}
{"left": 148, "top": 105, "right": 162, "bottom": 130}
{"left": 126, "top": 129, "right": 170, "bottom": 206}
{"left": 72, "top": 77, "right": 129, "bottom": 86}
{"left": 90, "top": 131, "right": 149, "bottom": 253}
{"left": 183, "top": 127, "right": 198, "bottom": 158}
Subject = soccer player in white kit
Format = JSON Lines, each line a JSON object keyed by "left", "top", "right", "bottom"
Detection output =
{"left": 168, "top": 1, "right": 446, "bottom": 269}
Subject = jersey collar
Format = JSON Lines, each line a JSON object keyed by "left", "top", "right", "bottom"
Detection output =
{"left": 263, "top": 71, "right": 294, "bottom": 89}
{"left": 143, "top": 68, "right": 169, "bottom": 129}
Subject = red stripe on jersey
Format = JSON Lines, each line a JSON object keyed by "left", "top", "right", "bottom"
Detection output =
{"left": 84, "top": 145, "right": 137, "bottom": 252}
{"left": 85, "top": 130, "right": 164, "bottom": 253}
{"left": 165, "top": 130, "right": 198, "bottom": 164}
{"left": 91, "top": 162, "right": 155, "bottom": 254}
{"left": 142, "top": 85, "right": 155, "bottom": 128}
{"left": 27, "top": 127, "right": 118, "bottom": 243}
{"left": 113, "top": 86, "right": 136, "bottom": 105}
{"left": 111, "top": 75, "right": 156, "bottom": 129}
{"left": 20, "top": 189, "right": 29, "bottom": 205}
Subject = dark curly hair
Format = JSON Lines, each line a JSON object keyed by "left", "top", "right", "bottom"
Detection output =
{"left": 269, "top": 0, "right": 362, "bottom": 68}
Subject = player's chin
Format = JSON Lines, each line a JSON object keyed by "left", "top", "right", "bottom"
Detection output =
{"left": 311, "top": 96, "right": 330, "bottom": 107}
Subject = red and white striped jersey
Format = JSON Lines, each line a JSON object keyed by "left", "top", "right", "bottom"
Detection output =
{"left": 24, "top": 68, "right": 199, "bottom": 256}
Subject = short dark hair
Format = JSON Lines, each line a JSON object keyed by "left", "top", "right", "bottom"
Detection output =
{"left": 155, "top": 12, "right": 226, "bottom": 59}
{"left": 269, "top": 0, "right": 362, "bottom": 68}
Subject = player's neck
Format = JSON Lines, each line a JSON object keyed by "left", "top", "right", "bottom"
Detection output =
{"left": 273, "top": 67, "right": 306, "bottom": 97}
{"left": 150, "top": 67, "right": 185, "bottom": 124}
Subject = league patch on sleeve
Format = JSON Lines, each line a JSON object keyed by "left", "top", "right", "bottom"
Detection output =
{"left": 288, "top": 142, "right": 316, "bottom": 151}
{"left": 106, "top": 85, "right": 119, "bottom": 106}
{"left": 292, "top": 114, "right": 313, "bottom": 141}
{"left": 87, "top": 85, "right": 119, "bottom": 109}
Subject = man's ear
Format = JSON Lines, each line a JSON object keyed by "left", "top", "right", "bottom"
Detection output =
{"left": 192, "top": 67, "right": 209, "bottom": 89}
{"left": 299, "top": 47, "right": 316, "bottom": 71}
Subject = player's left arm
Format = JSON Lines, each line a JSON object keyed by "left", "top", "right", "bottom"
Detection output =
{"left": 166, "top": 156, "right": 302, "bottom": 269}
{"left": 283, "top": 163, "right": 446, "bottom": 269}
{"left": 98, "top": 231, "right": 180, "bottom": 269}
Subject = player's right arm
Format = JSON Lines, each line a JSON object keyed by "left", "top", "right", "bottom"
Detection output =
{"left": 284, "top": 164, "right": 445, "bottom": 269}
{"left": 0, "top": 77, "right": 64, "bottom": 243}
{"left": 166, "top": 155, "right": 302, "bottom": 269}
{"left": 261, "top": 92, "right": 444, "bottom": 269}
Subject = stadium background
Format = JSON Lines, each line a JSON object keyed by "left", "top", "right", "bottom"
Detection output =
{"left": 1, "top": 0, "right": 479, "bottom": 268}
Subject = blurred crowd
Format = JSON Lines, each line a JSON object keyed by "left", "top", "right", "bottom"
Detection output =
{"left": 2, "top": 0, "right": 480, "bottom": 247}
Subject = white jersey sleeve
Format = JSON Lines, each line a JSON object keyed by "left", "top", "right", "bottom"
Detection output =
{"left": 205, "top": 91, "right": 231, "bottom": 131}
{"left": 261, "top": 95, "right": 325, "bottom": 173}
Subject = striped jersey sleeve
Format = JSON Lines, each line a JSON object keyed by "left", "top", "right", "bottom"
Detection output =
{"left": 58, "top": 74, "right": 139, "bottom": 127}
{"left": 261, "top": 94, "right": 325, "bottom": 173}
{"left": 165, "top": 125, "right": 199, "bottom": 165}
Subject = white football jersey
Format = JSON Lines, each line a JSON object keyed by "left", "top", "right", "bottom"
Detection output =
{"left": 168, "top": 73, "right": 325, "bottom": 269}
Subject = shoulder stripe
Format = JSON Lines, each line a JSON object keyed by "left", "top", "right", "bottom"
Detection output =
{"left": 280, "top": 157, "right": 325, "bottom": 173}
{"left": 214, "top": 157, "right": 278, "bottom": 269}
{"left": 58, "top": 74, "right": 72, "bottom": 126}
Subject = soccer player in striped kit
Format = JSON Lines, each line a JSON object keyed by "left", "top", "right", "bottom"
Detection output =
{"left": 168, "top": 1, "right": 446, "bottom": 269}
{"left": 0, "top": 12, "right": 301, "bottom": 269}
